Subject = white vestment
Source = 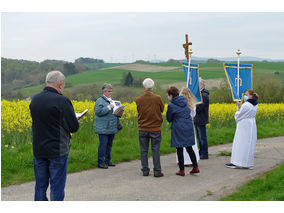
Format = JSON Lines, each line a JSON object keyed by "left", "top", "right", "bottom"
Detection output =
{"left": 176, "top": 106, "right": 200, "bottom": 165}
{"left": 230, "top": 102, "right": 258, "bottom": 168}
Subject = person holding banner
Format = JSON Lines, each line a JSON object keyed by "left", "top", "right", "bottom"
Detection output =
{"left": 194, "top": 78, "right": 210, "bottom": 159}
{"left": 225, "top": 89, "right": 259, "bottom": 169}
{"left": 176, "top": 87, "right": 200, "bottom": 165}
{"left": 166, "top": 86, "right": 199, "bottom": 176}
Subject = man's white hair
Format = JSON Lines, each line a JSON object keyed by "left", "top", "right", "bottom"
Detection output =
{"left": 46, "top": 71, "right": 65, "bottom": 84}
{"left": 143, "top": 78, "right": 155, "bottom": 90}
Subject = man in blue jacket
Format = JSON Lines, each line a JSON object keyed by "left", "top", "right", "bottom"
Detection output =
{"left": 30, "top": 71, "right": 80, "bottom": 201}
{"left": 194, "top": 78, "right": 210, "bottom": 159}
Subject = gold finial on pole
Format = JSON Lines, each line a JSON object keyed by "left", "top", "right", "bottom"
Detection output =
{"left": 189, "top": 48, "right": 193, "bottom": 58}
{"left": 236, "top": 49, "right": 241, "bottom": 57}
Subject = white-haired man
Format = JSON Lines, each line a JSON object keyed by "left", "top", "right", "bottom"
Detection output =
{"left": 29, "top": 70, "right": 80, "bottom": 201}
{"left": 136, "top": 78, "right": 164, "bottom": 177}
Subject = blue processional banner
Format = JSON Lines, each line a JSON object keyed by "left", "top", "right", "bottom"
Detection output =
{"left": 223, "top": 63, "right": 253, "bottom": 101}
{"left": 182, "top": 62, "right": 202, "bottom": 103}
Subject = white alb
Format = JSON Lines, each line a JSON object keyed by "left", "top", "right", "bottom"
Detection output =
{"left": 230, "top": 101, "right": 258, "bottom": 168}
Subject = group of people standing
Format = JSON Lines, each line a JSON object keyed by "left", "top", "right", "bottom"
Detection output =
{"left": 93, "top": 77, "right": 210, "bottom": 176}
{"left": 136, "top": 78, "right": 210, "bottom": 177}
{"left": 29, "top": 70, "right": 258, "bottom": 201}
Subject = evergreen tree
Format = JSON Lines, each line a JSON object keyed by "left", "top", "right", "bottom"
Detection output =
{"left": 125, "top": 72, "right": 133, "bottom": 86}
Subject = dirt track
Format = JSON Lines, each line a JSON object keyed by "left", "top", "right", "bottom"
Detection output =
{"left": 161, "top": 78, "right": 225, "bottom": 90}
{"left": 111, "top": 63, "right": 179, "bottom": 72}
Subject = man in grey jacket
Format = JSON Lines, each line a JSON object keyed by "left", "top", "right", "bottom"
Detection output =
{"left": 94, "top": 83, "right": 118, "bottom": 169}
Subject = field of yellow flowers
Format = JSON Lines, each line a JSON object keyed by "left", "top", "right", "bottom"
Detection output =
{"left": 1, "top": 99, "right": 284, "bottom": 134}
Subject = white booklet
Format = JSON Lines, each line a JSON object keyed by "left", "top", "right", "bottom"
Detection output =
{"left": 111, "top": 101, "right": 127, "bottom": 116}
{"left": 75, "top": 109, "right": 89, "bottom": 120}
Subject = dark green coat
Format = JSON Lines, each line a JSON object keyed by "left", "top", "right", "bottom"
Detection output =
{"left": 94, "top": 95, "right": 118, "bottom": 134}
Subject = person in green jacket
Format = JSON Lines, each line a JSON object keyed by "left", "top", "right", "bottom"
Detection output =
{"left": 94, "top": 83, "right": 118, "bottom": 169}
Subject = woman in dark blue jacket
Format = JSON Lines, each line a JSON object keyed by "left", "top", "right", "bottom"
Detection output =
{"left": 166, "top": 86, "right": 199, "bottom": 176}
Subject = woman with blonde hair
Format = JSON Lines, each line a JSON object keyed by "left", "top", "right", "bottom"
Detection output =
{"left": 177, "top": 87, "right": 200, "bottom": 166}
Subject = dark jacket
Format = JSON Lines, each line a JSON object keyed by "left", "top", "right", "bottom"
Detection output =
{"left": 166, "top": 96, "right": 195, "bottom": 148}
{"left": 29, "top": 86, "right": 79, "bottom": 159}
{"left": 194, "top": 88, "right": 210, "bottom": 125}
{"left": 94, "top": 95, "right": 118, "bottom": 134}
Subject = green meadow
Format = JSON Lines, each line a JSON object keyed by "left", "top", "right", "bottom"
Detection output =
{"left": 20, "top": 61, "right": 284, "bottom": 98}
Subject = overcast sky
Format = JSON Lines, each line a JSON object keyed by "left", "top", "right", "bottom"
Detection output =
{"left": 2, "top": 12, "right": 284, "bottom": 63}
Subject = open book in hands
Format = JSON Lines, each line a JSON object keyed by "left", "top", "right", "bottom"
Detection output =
{"left": 112, "top": 101, "right": 127, "bottom": 116}
{"left": 75, "top": 109, "right": 89, "bottom": 120}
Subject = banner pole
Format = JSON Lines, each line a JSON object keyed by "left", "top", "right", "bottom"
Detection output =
{"left": 236, "top": 49, "right": 241, "bottom": 100}
{"left": 183, "top": 34, "right": 192, "bottom": 88}
{"left": 187, "top": 48, "right": 193, "bottom": 88}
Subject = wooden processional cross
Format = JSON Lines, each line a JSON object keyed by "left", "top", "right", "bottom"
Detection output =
{"left": 183, "top": 34, "right": 193, "bottom": 86}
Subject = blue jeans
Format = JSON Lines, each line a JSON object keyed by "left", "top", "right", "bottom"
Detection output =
{"left": 98, "top": 134, "right": 115, "bottom": 165}
{"left": 195, "top": 124, "right": 208, "bottom": 158}
{"left": 33, "top": 154, "right": 68, "bottom": 201}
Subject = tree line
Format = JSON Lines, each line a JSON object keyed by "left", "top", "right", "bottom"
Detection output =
{"left": 1, "top": 57, "right": 103, "bottom": 99}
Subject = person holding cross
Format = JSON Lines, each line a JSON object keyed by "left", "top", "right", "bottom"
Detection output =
{"left": 194, "top": 77, "right": 210, "bottom": 159}
{"left": 182, "top": 35, "right": 209, "bottom": 160}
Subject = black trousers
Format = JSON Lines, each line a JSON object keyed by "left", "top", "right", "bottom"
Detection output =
{"left": 176, "top": 147, "right": 198, "bottom": 170}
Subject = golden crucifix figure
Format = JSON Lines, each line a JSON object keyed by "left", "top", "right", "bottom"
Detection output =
{"left": 183, "top": 34, "right": 192, "bottom": 62}
{"left": 183, "top": 34, "right": 193, "bottom": 86}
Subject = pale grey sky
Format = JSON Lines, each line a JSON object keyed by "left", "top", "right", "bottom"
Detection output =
{"left": 2, "top": 12, "right": 284, "bottom": 62}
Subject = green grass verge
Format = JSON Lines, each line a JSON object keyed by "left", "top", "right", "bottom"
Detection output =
{"left": 220, "top": 162, "right": 284, "bottom": 201}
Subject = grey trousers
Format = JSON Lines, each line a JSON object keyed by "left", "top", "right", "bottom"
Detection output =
{"left": 138, "top": 130, "right": 162, "bottom": 175}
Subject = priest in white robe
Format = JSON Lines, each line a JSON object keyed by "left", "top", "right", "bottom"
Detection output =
{"left": 226, "top": 89, "right": 259, "bottom": 169}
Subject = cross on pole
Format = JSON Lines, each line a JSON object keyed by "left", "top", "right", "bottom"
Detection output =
{"left": 183, "top": 34, "right": 193, "bottom": 87}
{"left": 183, "top": 34, "right": 192, "bottom": 62}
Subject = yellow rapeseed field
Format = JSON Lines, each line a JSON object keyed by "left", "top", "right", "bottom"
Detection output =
{"left": 1, "top": 100, "right": 284, "bottom": 133}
